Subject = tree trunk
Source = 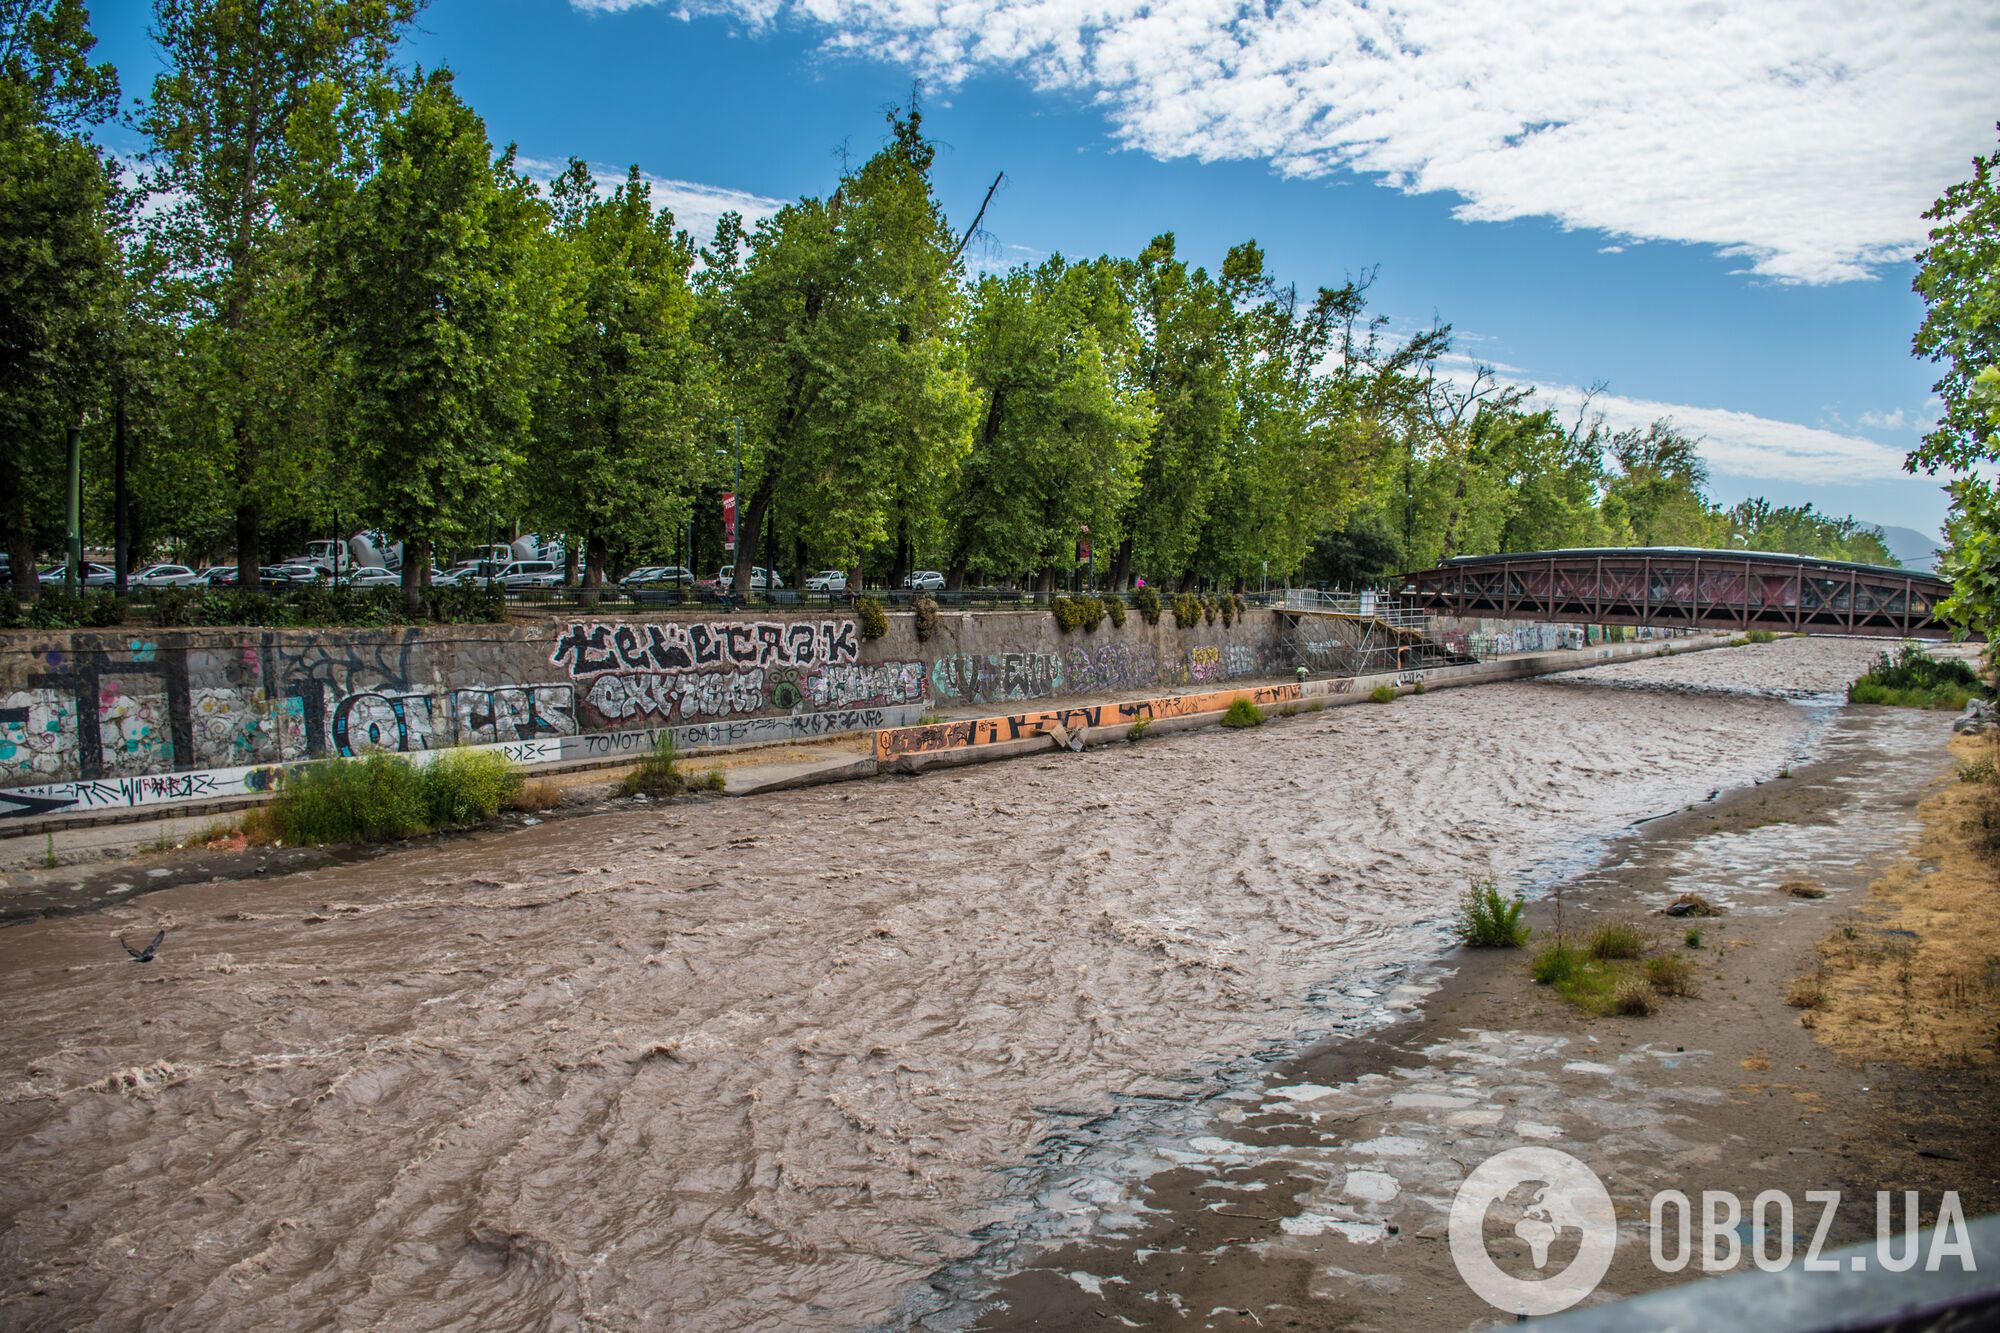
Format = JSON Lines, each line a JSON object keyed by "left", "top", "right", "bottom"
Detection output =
{"left": 733, "top": 479, "right": 776, "bottom": 600}
{"left": 235, "top": 420, "right": 260, "bottom": 590}
{"left": 1109, "top": 538, "right": 1133, "bottom": 592}
{"left": 402, "top": 536, "right": 429, "bottom": 618}
{"left": 583, "top": 532, "right": 606, "bottom": 607}
{"left": 2, "top": 442, "right": 36, "bottom": 604}
{"left": 946, "top": 554, "right": 968, "bottom": 591}
{"left": 563, "top": 541, "right": 579, "bottom": 588}
{"left": 113, "top": 387, "right": 128, "bottom": 597}
{"left": 1035, "top": 565, "right": 1055, "bottom": 596}
{"left": 889, "top": 517, "right": 911, "bottom": 589}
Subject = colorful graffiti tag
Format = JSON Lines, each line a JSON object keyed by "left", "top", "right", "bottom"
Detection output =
{"left": 874, "top": 682, "right": 1304, "bottom": 763}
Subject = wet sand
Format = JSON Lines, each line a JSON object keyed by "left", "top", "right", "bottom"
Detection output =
{"left": 0, "top": 638, "right": 1894, "bottom": 1330}
{"left": 976, "top": 698, "right": 1967, "bottom": 1330}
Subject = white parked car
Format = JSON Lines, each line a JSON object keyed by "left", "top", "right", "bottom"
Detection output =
{"left": 711, "top": 566, "right": 784, "bottom": 592}
{"left": 496, "top": 559, "right": 563, "bottom": 589}
{"left": 347, "top": 566, "right": 400, "bottom": 589}
{"left": 132, "top": 563, "right": 202, "bottom": 588}
{"left": 903, "top": 569, "right": 944, "bottom": 591}
{"left": 805, "top": 569, "right": 848, "bottom": 593}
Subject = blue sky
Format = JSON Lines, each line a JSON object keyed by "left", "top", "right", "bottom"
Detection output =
{"left": 87, "top": 0, "right": 2000, "bottom": 537}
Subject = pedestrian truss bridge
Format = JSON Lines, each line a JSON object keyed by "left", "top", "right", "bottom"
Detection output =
{"left": 1398, "top": 548, "right": 1969, "bottom": 642}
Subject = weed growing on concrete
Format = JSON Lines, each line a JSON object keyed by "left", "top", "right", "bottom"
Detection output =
{"left": 43, "top": 834, "right": 56, "bottom": 868}
{"left": 1127, "top": 717, "right": 1152, "bottom": 742}
{"left": 1221, "top": 698, "right": 1265, "bottom": 728}
{"left": 1685, "top": 928, "right": 1704, "bottom": 949}
{"left": 504, "top": 778, "right": 565, "bottom": 812}
{"left": 272, "top": 755, "right": 430, "bottom": 844}
{"left": 1748, "top": 629, "right": 1779, "bottom": 643}
{"left": 623, "top": 736, "right": 691, "bottom": 799}
{"left": 694, "top": 768, "right": 727, "bottom": 793}
{"left": 916, "top": 711, "right": 947, "bottom": 725}
{"left": 1369, "top": 684, "right": 1396, "bottom": 703}
{"left": 417, "top": 749, "right": 520, "bottom": 828}
{"left": 1455, "top": 881, "right": 1529, "bottom": 948}
{"left": 1411, "top": 680, "right": 1426, "bottom": 695}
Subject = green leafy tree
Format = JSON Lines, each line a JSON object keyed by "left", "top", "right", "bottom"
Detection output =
{"left": 1110, "top": 234, "right": 1240, "bottom": 588}
{"left": 1909, "top": 127, "right": 1999, "bottom": 642}
{"left": 141, "top": 0, "right": 421, "bottom": 587}
{"left": 0, "top": 0, "right": 118, "bottom": 600}
{"left": 949, "top": 255, "right": 1153, "bottom": 589}
{"left": 321, "top": 69, "right": 540, "bottom": 611}
{"left": 1602, "top": 419, "right": 1723, "bottom": 547}
{"left": 700, "top": 105, "right": 974, "bottom": 596}
{"left": 529, "top": 161, "right": 714, "bottom": 592}
{"left": 1723, "top": 498, "right": 1897, "bottom": 565}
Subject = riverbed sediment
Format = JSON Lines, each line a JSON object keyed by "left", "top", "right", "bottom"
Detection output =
{"left": 0, "top": 637, "right": 1908, "bottom": 1329}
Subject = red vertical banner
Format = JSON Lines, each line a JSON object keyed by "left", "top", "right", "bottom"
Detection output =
{"left": 722, "top": 492, "right": 737, "bottom": 551}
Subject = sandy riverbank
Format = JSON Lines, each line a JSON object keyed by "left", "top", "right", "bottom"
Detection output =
{"left": 0, "top": 637, "right": 1915, "bottom": 1329}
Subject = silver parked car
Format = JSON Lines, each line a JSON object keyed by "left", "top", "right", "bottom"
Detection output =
{"left": 495, "top": 559, "right": 563, "bottom": 589}
{"left": 132, "top": 563, "right": 202, "bottom": 588}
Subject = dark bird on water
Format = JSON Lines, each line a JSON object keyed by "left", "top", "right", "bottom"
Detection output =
{"left": 121, "top": 929, "right": 166, "bottom": 963}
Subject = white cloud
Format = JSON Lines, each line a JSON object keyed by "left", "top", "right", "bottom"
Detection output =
{"left": 1506, "top": 375, "right": 1915, "bottom": 485}
{"left": 1857, "top": 408, "right": 1912, "bottom": 432}
{"left": 572, "top": 0, "right": 2000, "bottom": 284}
{"left": 517, "top": 155, "right": 785, "bottom": 246}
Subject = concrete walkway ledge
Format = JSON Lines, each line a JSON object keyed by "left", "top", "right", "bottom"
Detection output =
{"left": 872, "top": 633, "right": 1733, "bottom": 776}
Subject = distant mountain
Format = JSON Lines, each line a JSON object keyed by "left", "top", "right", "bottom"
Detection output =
{"left": 1867, "top": 523, "right": 1943, "bottom": 572}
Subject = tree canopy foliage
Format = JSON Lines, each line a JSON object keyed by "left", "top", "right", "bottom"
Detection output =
{"left": 3, "top": 1, "right": 1918, "bottom": 609}
{"left": 1909, "top": 125, "right": 1999, "bottom": 643}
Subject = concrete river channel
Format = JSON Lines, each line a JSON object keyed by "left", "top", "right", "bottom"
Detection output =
{"left": 0, "top": 637, "right": 1903, "bottom": 1329}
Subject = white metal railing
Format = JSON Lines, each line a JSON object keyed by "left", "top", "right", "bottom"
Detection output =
{"left": 1279, "top": 588, "right": 1430, "bottom": 630}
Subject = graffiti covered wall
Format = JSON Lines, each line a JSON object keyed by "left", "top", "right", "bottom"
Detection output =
{"left": 0, "top": 607, "right": 1292, "bottom": 818}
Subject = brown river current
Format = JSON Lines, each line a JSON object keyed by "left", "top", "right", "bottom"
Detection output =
{"left": 0, "top": 638, "right": 1897, "bottom": 1330}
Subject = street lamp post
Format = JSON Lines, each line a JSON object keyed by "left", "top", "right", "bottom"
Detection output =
{"left": 64, "top": 420, "right": 82, "bottom": 598}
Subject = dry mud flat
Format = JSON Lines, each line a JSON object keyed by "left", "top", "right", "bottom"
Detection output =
{"left": 0, "top": 638, "right": 1895, "bottom": 1330}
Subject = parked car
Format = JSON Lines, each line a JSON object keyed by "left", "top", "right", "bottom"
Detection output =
{"left": 260, "top": 562, "right": 325, "bottom": 585}
{"left": 805, "top": 569, "right": 848, "bottom": 593}
{"left": 438, "top": 558, "right": 507, "bottom": 587}
{"left": 132, "top": 563, "right": 201, "bottom": 588}
{"left": 627, "top": 565, "right": 695, "bottom": 588}
{"left": 39, "top": 562, "right": 115, "bottom": 587}
{"left": 710, "top": 565, "right": 784, "bottom": 592}
{"left": 346, "top": 566, "right": 400, "bottom": 589}
{"left": 495, "top": 559, "right": 563, "bottom": 589}
{"left": 202, "top": 565, "right": 239, "bottom": 587}
{"left": 903, "top": 569, "right": 945, "bottom": 591}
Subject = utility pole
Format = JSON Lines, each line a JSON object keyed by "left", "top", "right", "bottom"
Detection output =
{"left": 113, "top": 389, "right": 128, "bottom": 597}
{"left": 64, "top": 421, "right": 82, "bottom": 597}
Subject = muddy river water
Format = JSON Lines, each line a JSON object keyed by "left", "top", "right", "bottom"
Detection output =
{"left": 0, "top": 638, "right": 1900, "bottom": 1330}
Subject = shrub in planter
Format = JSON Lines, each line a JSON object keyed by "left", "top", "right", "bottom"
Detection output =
{"left": 912, "top": 594, "right": 940, "bottom": 641}
{"left": 1132, "top": 586, "right": 1162, "bottom": 625}
{"left": 857, "top": 595, "right": 889, "bottom": 640}
{"left": 1171, "top": 592, "right": 1201, "bottom": 628}
{"left": 1077, "top": 596, "right": 1105, "bottom": 631}
{"left": 1101, "top": 595, "right": 1126, "bottom": 628}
